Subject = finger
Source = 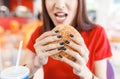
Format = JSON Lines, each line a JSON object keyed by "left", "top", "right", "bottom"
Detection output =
{"left": 38, "top": 48, "right": 61, "bottom": 58}
{"left": 36, "top": 30, "right": 58, "bottom": 41}
{"left": 65, "top": 40, "right": 85, "bottom": 56}
{"left": 62, "top": 48, "right": 84, "bottom": 64}
{"left": 69, "top": 34, "right": 89, "bottom": 54}
{"left": 34, "top": 41, "right": 64, "bottom": 58}
{"left": 69, "top": 34, "right": 84, "bottom": 45}
{"left": 35, "top": 42, "right": 64, "bottom": 53}
{"left": 36, "top": 35, "right": 62, "bottom": 45}
{"left": 59, "top": 56, "right": 82, "bottom": 71}
{"left": 43, "top": 42, "right": 64, "bottom": 51}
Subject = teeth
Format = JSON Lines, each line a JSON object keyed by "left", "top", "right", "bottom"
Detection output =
{"left": 55, "top": 13, "right": 67, "bottom": 17}
{"left": 56, "top": 16, "right": 65, "bottom": 19}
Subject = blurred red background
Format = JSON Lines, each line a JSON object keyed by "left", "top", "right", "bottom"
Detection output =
{"left": 9, "top": 0, "right": 33, "bottom": 12}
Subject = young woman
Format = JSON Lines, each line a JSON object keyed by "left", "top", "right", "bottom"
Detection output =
{"left": 21, "top": 0, "right": 112, "bottom": 79}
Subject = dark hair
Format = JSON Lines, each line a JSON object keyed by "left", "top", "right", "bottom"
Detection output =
{"left": 42, "top": 0, "right": 94, "bottom": 32}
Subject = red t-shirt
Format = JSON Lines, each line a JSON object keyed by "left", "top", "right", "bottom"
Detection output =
{"left": 27, "top": 24, "right": 112, "bottom": 79}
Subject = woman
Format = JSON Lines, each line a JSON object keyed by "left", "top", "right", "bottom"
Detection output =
{"left": 21, "top": 0, "right": 112, "bottom": 79}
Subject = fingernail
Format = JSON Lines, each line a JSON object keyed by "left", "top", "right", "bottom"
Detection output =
{"left": 57, "top": 35, "right": 62, "bottom": 38}
{"left": 72, "top": 58, "right": 76, "bottom": 62}
{"left": 62, "top": 47, "right": 66, "bottom": 51}
{"left": 55, "top": 30, "right": 59, "bottom": 33}
{"left": 23, "top": 64, "right": 27, "bottom": 66}
{"left": 58, "top": 55, "right": 63, "bottom": 58}
{"left": 65, "top": 40, "right": 70, "bottom": 44}
{"left": 58, "top": 47, "right": 62, "bottom": 51}
{"left": 70, "top": 34, "right": 74, "bottom": 38}
{"left": 58, "top": 48, "right": 61, "bottom": 51}
{"left": 59, "top": 42, "right": 64, "bottom": 45}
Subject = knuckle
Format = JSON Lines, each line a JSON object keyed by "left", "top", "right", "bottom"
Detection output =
{"left": 74, "top": 53, "right": 80, "bottom": 58}
{"left": 35, "top": 38, "right": 39, "bottom": 43}
{"left": 49, "top": 37, "right": 54, "bottom": 42}
{"left": 45, "top": 45, "right": 50, "bottom": 49}
{"left": 34, "top": 43, "right": 37, "bottom": 49}
{"left": 86, "top": 56, "right": 89, "bottom": 62}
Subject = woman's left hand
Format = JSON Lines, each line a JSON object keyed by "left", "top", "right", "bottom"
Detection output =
{"left": 58, "top": 34, "right": 91, "bottom": 78}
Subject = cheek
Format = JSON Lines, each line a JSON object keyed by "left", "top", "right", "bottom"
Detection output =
{"left": 46, "top": 4, "right": 50, "bottom": 12}
{"left": 71, "top": 1, "right": 78, "bottom": 11}
{"left": 45, "top": 1, "right": 51, "bottom": 12}
{"left": 71, "top": 4, "right": 78, "bottom": 16}
{"left": 46, "top": 6, "right": 51, "bottom": 18}
{"left": 45, "top": 1, "right": 54, "bottom": 11}
{"left": 72, "top": 4, "right": 78, "bottom": 12}
{"left": 69, "top": 6, "right": 77, "bottom": 17}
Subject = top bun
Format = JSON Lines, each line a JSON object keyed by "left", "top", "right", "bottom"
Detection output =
{"left": 51, "top": 24, "right": 81, "bottom": 61}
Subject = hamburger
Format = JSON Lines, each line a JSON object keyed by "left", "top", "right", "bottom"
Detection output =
{"left": 51, "top": 24, "right": 81, "bottom": 61}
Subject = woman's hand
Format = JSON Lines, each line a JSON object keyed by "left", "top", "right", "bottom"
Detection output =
{"left": 58, "top": 34, "right": 91, "bottom": 78}
{"left": 34, "top": 30, "right": 63, "bottom": 66}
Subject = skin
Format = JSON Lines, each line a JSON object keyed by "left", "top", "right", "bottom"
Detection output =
{"left": 20, "top": 0, "right": 107, "bottom": 79}
{"left": 45, "top": 0, "right": 78, "bottom": 25}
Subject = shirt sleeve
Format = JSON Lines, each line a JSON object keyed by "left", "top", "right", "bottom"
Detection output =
{"left": 94, "top": 26, "right": 112, "bottom": 60}
{"left": 27, "top": 26, "right": 42, "bottom": 53}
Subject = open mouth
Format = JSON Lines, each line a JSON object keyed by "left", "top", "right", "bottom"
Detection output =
{"left": 54, "top": 12, "right": 68, "bottom": 23}
{"left": 55, "top": 13, "right": 67, "bottom": 17}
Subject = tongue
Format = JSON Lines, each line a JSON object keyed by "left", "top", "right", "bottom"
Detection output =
{"left": 56, "top": 16, "right": 66, "bottom": 23}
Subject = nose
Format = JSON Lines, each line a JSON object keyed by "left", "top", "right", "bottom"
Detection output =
{"left": 55, "top": 0, "right": 66, "bottom": 10}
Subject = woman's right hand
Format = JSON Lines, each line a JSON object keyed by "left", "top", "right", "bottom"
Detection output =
{"left": 34, "top": 30, "right": 63, "bottom": 66}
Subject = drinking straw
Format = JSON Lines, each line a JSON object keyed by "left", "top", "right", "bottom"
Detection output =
{"left": 16, "top": 40, "right": 23, "bottom": 67}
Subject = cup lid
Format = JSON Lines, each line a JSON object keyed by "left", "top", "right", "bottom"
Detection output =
{"left": 1, "top": 66, "right": 30, "bottom": 79}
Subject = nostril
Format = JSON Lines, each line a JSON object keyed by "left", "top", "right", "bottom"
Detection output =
{"left": 56, "top": 6, "right": 65, "bottom": 10}
{"left": 55, "top": 3, "right": 65, "bottom": 10}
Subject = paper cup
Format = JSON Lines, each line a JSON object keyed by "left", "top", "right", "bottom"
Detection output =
{"left": 1, "top": 66, "right": 30, "bottom": 79}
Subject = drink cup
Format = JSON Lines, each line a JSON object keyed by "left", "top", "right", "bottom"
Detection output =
{"left": 0, "top": 66, "right": 30, "bottom": 79}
